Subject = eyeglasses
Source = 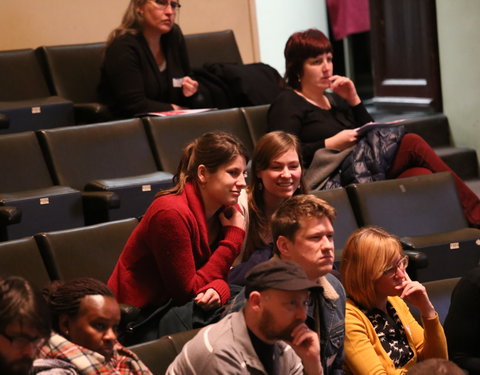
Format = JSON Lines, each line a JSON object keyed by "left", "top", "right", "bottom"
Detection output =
{"left": 382, "top": 255, "right": 409, "bottom": 277}
{"left": 153, "top": 0, "right": 181, "bottom": 11}
{"left": 0, "top": 332, "right": 45, "bottom": 350}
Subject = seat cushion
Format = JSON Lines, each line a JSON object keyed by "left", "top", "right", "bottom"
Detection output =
{"left": 145, "top": 108, "right": 253, "bottom": 174}
{"left": 35, "top": 217, "right": 138, "bottom": 283}
{"left": 346, "top": 172, "right": 469, "bottom": 236}
{"left": 0, "top": 96, "right": 74, "bottom": 134}
{"left": 0, "top": 237, "right": 51, "bottom": 288}
{"left": 0, "top": 131, "right": 53, "bottom": 191}
{"left": 0, "top": 186, "right": 84, "bottom": 241}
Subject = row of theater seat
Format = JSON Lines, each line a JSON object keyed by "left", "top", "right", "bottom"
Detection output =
{"left": 0, "top": 189, "right": 468, "bottom": 366}
{"left": 0, "top": 29, "right": 243, "bottom": 132}
{"left": 0, "top": 106, "right": 264, "bottom": 241}
{"left": 0, "top": 195, "right": 468, "bottom": 374}
{"left": 0, "top": 217, "right": 138, "bottom": 288}
{"left": 0, "top": 169, "right": 478, "bottom": 288}
{"left": 313, "top": 175, "right": 480, "bottom": 282}
{"left": 1, "top": 103, "right": 480, "bottom": 281}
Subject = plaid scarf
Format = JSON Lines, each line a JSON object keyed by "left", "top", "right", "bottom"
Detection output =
{"left": 37, "top": 333, "right": 152, "bottom": 375}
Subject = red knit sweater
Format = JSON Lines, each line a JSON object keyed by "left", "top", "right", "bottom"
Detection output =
{"left": 108, "top": 182, "right": 245, "bottom": 308}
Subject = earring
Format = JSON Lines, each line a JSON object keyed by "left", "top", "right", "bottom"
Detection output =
{"left": 258, "top": 181, "right": 263, "bottom": 191}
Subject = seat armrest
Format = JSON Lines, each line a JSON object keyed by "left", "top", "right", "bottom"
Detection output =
{"left": 81, "top": 191, "right": 120, "bottom": 210}
{"left": 0, "top": 113, "right": 9, "bottom": 129}
{"left": 85, "top": 172, "right": 173, "bottom": 191}
{"left": 74, "top": 102, "right": 113, "bottom": 123}
{"left": 120, "top": 303, "right": 141, "bottom": 325}
{"left": 404, "top": 249, "right": 428, "bottom": 270}
{"left": 0, "top": 206, "right": 22, "bottom": 225}
{"left": 401, "top": 228, "right": 480, "bottom": 248}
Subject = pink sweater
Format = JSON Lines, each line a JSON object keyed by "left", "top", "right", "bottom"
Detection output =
{"left": 108, "top": 182, "right": 245, "bottom": 308}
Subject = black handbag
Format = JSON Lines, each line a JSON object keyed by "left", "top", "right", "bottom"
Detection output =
{"left": 119, "top": 299, "right": 173, "bottom": 346}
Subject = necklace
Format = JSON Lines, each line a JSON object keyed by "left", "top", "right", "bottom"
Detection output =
{"left": 294, "top": 90, "right": 331, "bottom": 110}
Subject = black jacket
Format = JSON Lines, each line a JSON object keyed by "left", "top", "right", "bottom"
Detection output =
{"left": 99, "top": 24, "right": 193, "bottom": 118}
{"left": 325, "top": 125, "right": 405, "bottom": 189}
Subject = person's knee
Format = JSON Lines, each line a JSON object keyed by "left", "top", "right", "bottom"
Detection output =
{"left": 397, "top": 167, "right": 433, "bottom": 178}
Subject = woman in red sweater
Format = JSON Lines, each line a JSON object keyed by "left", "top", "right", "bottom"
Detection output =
{"left": 108, "top": 131, "right": 248, "bottom": 313}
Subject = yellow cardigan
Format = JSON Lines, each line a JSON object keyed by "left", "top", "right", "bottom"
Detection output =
{"left": 344, "top": 296, "right": 447, "bottom": 375}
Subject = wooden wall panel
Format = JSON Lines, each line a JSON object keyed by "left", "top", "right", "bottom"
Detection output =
{"left": 369, "top": 0, "right": 442, "bottom": 111}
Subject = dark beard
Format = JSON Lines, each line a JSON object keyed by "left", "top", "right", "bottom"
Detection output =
{"left": 258, "top": 309, "right": 303, "bottom": 342}
{"left": 0, "top": 355, "right": 33, "bottom": 375}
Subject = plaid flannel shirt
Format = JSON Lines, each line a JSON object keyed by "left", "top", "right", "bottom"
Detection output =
{"left": 36, "top": 333, "right": 152, "bottom": 375}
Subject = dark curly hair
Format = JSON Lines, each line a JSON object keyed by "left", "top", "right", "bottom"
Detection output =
{"left": 43, "top": 277, "right": 114, "bottom": 333}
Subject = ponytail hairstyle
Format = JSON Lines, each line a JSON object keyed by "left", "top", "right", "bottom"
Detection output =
{"left": 243, "top": 131, "right": 307, "bottom": 261}
{"left": 156, "top": 131, "right": 249, "bottom": 197}
{"left": 43, "top": 277, "right": 114, "bottom": 334}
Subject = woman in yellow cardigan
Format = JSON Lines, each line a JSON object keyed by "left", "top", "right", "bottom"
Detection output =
{"left": 341, "top": 227, "right": 447, "bottom": 374}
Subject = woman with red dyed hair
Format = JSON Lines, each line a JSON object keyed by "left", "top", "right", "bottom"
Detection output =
{"left": 268, "top": 28, "right": 480, "bottom": 227}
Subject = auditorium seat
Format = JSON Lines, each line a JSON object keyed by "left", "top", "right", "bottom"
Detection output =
{"left": 38, "top": 119, "right": 174, "bottom": 224}
{"left": 0, "top": 48, "right": 73, "bottom": 133}
{"left": 129, "top": 329, "right": 200, "bottom": 375}
{"left": 35, "top": 217, "right": 138, "bottom": 283}
{"left": 346, "top": 172, "right": 480, "bottom": 281}
{"left": 0, "top": 132, "right": 83, "bottom": 241}
{"left": 184, "top": 29, "right": 242, "bottom": 71}
{"left": 312, "top": 186, "right": 428, "bottom": 274}
{"left": 37, "top": 42, "right": 112, "bottom": 124}
{"left": 144, "top": 108, "right": 254, "bottom": 174}
{"left": 311, "top": 188, "right": 359, "bottom": 268}
{"left": 0, "top": 237, "right": 51, "bottom": 288}
{"left": 240, "top": 104, "right": 269, "bottom": 145}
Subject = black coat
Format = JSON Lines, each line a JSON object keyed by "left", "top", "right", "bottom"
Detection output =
{"left": 99, "top": 24, "right": 194, "bottom": 118}
{"left": 323, "top": 125, "right": 405, "bottom": 189}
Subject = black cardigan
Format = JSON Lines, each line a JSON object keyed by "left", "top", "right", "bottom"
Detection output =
{"left": 99, "top": 24, "right": 193, "bottom": 118}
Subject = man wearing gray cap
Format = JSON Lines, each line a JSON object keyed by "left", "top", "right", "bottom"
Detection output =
{"left": 166, "top": 260, "right": 324, "bottom": 374}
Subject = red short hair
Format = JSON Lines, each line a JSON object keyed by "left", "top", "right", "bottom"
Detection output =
{"left": 284, "top": 29, "right": 332, "bottom": 90}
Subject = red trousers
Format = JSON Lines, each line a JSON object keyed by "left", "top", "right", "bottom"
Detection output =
{"left": 387, "top": 133, "right": 480, "bottom": 226}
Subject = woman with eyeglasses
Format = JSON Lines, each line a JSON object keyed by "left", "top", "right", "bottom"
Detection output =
{"left": 32, "top": 278, "right": 152, "bottom": 375}
{"left": 340, "top": 227, "right": 447, "bottom": 374}
{"left": 99, "top": 0, "right": 200, "bottom": 118}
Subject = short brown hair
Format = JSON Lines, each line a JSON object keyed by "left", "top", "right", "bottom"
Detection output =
{"left": 0, "top": 276, "right": 50, "bottom": 338}
{"left": 341, "top": 226, "right": 403, "bottom": 309}
{"left": 271, "top": 194, "right": 335, "bottom": 254}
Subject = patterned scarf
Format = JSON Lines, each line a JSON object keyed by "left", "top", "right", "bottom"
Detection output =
{"left": 36, "top": 333, "right": 152, "bottom": 375}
